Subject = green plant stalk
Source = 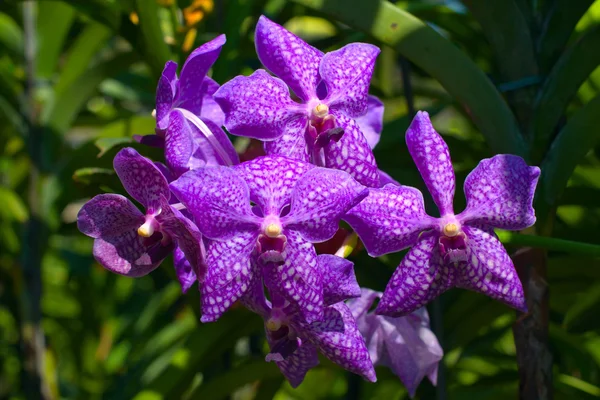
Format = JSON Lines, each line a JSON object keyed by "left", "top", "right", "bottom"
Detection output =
{"left": 497, "top": 231, "right": 600, "bottom": 257}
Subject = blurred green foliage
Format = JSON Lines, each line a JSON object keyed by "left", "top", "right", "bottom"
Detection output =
{"left": 1, "top": 0, "right": 600, "bottom": 399}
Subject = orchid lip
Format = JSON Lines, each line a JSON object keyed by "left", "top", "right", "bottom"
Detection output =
{"left": 138, "top": 216, "right": 160, "bottom": 238}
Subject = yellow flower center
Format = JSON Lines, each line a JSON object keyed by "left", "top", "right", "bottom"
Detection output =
{"left": 443, "top": 223, "right": 459, "bottom": 237}
{"left": 313, "top": 103, "right": 329, "bottom": 119}
{"left": 266, "top": 318, "right": 282, "bottom": 331}
{"left": 265, "top": 223, "right": 282, "bottom": 238}
{"left": 138, "top": 220, "right": 155, "bottom": 238}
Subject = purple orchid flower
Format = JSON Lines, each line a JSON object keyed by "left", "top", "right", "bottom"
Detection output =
{"left": 344, "top": 111, "right": 541, "bottom": 316}
{"left": 136, "top": 35, "right": 239, "bottom": 175}
{"left": 242, "top": 255, "right": 376, "bottom": 387}
{"left": 349, "top": 288, "right": 442, "bottom": 397}
{"left": 213, "top": 16, "right": 381, "bottom": 187}
{"left": 77, "top": 148, "right": 205, "bottom": 285}
{"left": 170, "top": 155, "right": 368, "bottom": 323}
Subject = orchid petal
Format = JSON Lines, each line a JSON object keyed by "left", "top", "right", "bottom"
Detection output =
{"left": 343, "top": 185, "right": 435, "bottom": 257}
{"left": 378, "top": 170, "right": 400, "bottom": 187}
{"left": 134, "top": 134, "right": 165, "bottom": 148}
{"left": 459, "top": 155, "right": 540, "bottom": 230}
{"left": 190, "top": 118, "right": 239, "bottom": 167}
{"left": 239, "top": 274, "right": 271, "bottom": 318}
{"left": 199, "top": 77, "right": 225, "bottom": 127}
{"left": 324, "top": 111, "right": 379, "bottom": 187}
{"left": 113, "top": 148, "right": 170, "bottom": 214}
{"left": 263, "top": 117, "right": 310, "bottom": 162}
{"left": 77, "top": 194, "right": 144, "bottom": 239}
{"left": 176, "top": 34, "right": 226, "bottom": 114}
{"left": 284, "top": 167, "right": 368, "bottom": 242}
{"left": 214, "top": 70, "right": 301, "bottom": 140}
{"left": 262, "top": 230, "right": 322, "bottom": 324}
{"left": 233, "top": 155, "right": 314, "bottom": 216}
{"left": 458, "top": 226, "right": 526, "bottom": 311}
{"left": 201, "top": 230, "right": 257, "bottom": 322}
{"left": 406, "top": 111, "right": 455, "bottom": 216}
{"left": 377, "top": 233, "right": 455, "bottom": 317}
{"left": 319, "top": 255, "right": 361, "bottom": 305}
{"left": 272, "top": 341, "right": 319, "bottom": 388}
{"left": 156, "top": 61, "right": 177, "bottom": 128}
{"left": 165, "top": 110, "right": 194, "bottom": 176}
{"left": 255, "top": 16, "right": 323, "bottom": 101}
{"left": 173, "top": 247, "right": 197, "bottom": 293}
{"left": 355, "top": 95, "right": 384, "bottom": 149}
{"left": 321, "top": 43, "right": 380, "bottom": 117}
{"left": 170, "top": 166, "right": 260, "bottom": 240}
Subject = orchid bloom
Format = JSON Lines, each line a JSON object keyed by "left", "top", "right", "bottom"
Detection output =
{"left": 214, "top": 16, "right": 381, "bottom": 187}
{"left": 349, "top": 288, "right": 443, "bottom": 397}
{"left": 242, "top": 255, "right": 376, "bottom": 387}
{"left": 136, "top": 34, "right": 239, "bottom": 175}
{"left": 77, "top": 148, "right": 205, "bottom": 284}
{"left": 170, "top": 155, "right": 367, "bottom": 323}
{"left": 344, "top": 111, "right": 540, "bottom": 316}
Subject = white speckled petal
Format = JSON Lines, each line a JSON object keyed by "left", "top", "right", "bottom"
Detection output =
{"left": 77, "top": 194, "right": 144, "bottom": 239}
{"left": 377, "top": 233, "right": 455, "bottom": 317}
{"left": 272, "top": 340, "right": 319, "bottom": 388}
{"left": 284, "top": 167, "right": 368, "bottom": 243}
{"left": 324, "top": 111, "right": 379, "bottom": 187}
{"left": 214, "top": 70, "right": 302, "bottom": 140}
{"left": 165, "top": 110, "right": 194, "bottom": 175}
{"left": 113, "top": 148, "right": 170, "bottom": 214}
{"left": 199, "top": 77, "right": 225, "bottom": 127}
{"left": 458, "top": 226, "right": 526, "bottom": 311}
{"left": 255, "top": 16, "right": 323, "bottom": 101}
{"left": 321, "top": 43, "right": 380, "bottom": 118}
{"left": 406, "top": 111, "right": 455, "bottom": 216}
{"left": 458, "top": 155, "right": 540, "bottom": 230}
{"left": 173, "top": 247, "right": 197, "bottom": 293}
{"left": 300, "top": 302, "right": 377, "bottom": 383}
{"left": 263, "top": 117, "right": 310, "bottom": 162}
{"left": 156, "top": 61, "right": 177, "bottom": 127}
{"left": 318, "top": 254, "right": 361, "bottom": 305}
{"left": 262, "top": 230, "right": 323, "bottom": 324}
{"left": 201, "top": 231, "right": 257, "bottom": 322}
{"left": 170, "top": 166, "right": 260, "bottom": 240}
{"left": 233, "top": 155, "right": 314, "bottom": 216}
{"left": 239, "top": 272, "right": 271, "bottom": 318}
{"left": 343, "top": 185, "right": 436, "bottom": 257}
{"left": 355, "top": 95, "right": 384, "bottom": 149}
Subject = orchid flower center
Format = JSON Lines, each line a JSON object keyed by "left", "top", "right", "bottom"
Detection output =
{"left": 257, "top": 216, "right": 287, "bottom": 264}
{"left": 266, "top": 317, "right": 282, "bottom": 331}
{"left": 138, "top": 215, "right": 160, "bottom": 238}
{"left": 439, "top": 218, "right": 468, "bottom": 263}
{"left": 312, "top": 103, "right": 329, "bottom": 119}
{"left": 265, "top": 223, "right": 282, "bottom": 238}
{"left": 443, "top": 223, "right": 459, "bottom": 237}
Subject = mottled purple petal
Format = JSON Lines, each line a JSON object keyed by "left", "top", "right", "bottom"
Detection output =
{"left": 201, "top": 231, "right": 257, "bottom": 322}
{"left": 214, "top": 70, "right": 302, "bottom": 140}
{"left": 170, "top": 166, "right": 260, "bottom": 240}
{"left": 199, "top": 77, "right": 225, "bottom": 126}
{"left": 406, "top": 111, "right": 455, "bottom": 216}
{"left": 321, "top": 43, "right": 380, "bottom": 117}
{"left": 239, "top": 274, "right": 270, "bottom": 318}
{"left": 355, "top": 95, "right": 384, "bottom": 149}
{"left": 190, "top": 118, "right": 239, "bottom": 167}
{"left": 77, "top": 194, "right": 144, "bottom": 239}
{"left": 319, "top": 254, "right": 361, "bottom": 305}
{"left": 156, "top": 61, "right": 177, "bottom": 128}
{"left": 175, "top": 34, "right": 226, "bottom": 114}
{"left": 113, "top": 148, "right": 170, "bottom": 214}
{"left": 174, "top": 247, "right": 197, "bottom": 293}
{"left": 458, "top": 226, "right": 526, "bottom": 311}
{"left": 343, "top": 185, "right": 435, "bottom": 257}
{"left": 348, "top": 288, "right": 381, "bottom": 321}
{"left": 284, "top": 167, "right": 368, "bottom": 242}
{"left": 255, "top": 15, "right": 323, "bottom": 101}
{"left": 134, "top": 134, "right": 165, "bottom": 148}
{"left": 93, "top": 231, "right": 174, "bottom": 277}
{"left": 262, "top": 230, "right": 322, "bottom": 324}
{"left": 324, "top": 111, "right": 379, "bottom": 187}
{"left": 263, "top": 117, "right": 310, "bottom": 162}
{"left": 378, "top": 170, "right": 400, "bottom": 187}
{"left": 272, "top": 340, "right": 319, "bottom": 388}
{"left": 234, "top": 155, "right": 314, "bottom": 216}
{"left": 303, "top": 303, "right": 376, "bottom": 382}
{"left": 376, "top": 233, "right": 455, "bottom": 317}
{"left": 165, "top": 110, "right": 194, "bottom": 175}
{"left": 458, "top": 155, "right": 540, "bottom": 230}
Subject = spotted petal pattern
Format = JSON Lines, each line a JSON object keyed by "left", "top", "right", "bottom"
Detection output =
{"left": 201, "top": 230, "right": 257, "bottom": 322}
{"left": 165, "top": 110, "right": 194, "bottom": 175}
{"left": 355, "top": 95, "right": 384, "bottom": 150}
{"left": 458, "top": 226, "right": 526, "bottom": 311}
{"left": 285, "top": 166, "right": 367, "bottom": 242}
{"left": 173, "top": 248, "right": 197, "bottom": 293}
{"left": 406, "top": 111, "right": 455, "bottom": 216}
{"left": 324, "top": 111, "right": 379, "bottom": 187}
{"left": 233, "top": 155, "right": 314, "bottom": 215}
{"left": 170, "top": 166, "right": 260, "bottom": 240}
{"left": 156, "top": 61, "right": 177, "bottom": 128}
{"left": 271, "top": 340, "right": 319, "bottom": 388}
{"left": 320, "top": 43, "right": 380, "bottom": 117}
{"left": 77, "top": 194, "right": 144, "bottom": 238}
{"left": 302, "top": 303, "right": 377, "bottom": 382}
{"left": 263, "top": 117, "right": 310, "bottom": 162}
{"left": 255, "top": 15, "right": 323, "bottom": 101}
{"left": 343, "top": 185, "right": 436, "bottom": 257}
{"left": 113, "top": 148, "right": 170, "bottom": 214}
{"left": 459, "top": 155, "right": 540, "bottom": 230}
{"left": 319, "top": 255, "right": 361, "bottom": 305}
{"left": 199, "top": 77, "right": 225, "bottom": 126}
{"left": 376, "top": 233, "right": 455, "bottom": 317}
{"left": 214, "top": 70, "right": 301, "bottom": 140}
{"left": 262, "top": 231, "right": 322, "bottom": 324}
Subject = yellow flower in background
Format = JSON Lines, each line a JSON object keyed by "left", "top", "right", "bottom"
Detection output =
{"left": 182, "top": 0, "right": 214, "bottom": 51}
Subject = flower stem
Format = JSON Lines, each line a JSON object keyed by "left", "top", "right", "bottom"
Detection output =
{"left": 496, "top": 230, "right": 600, "bottom": 257}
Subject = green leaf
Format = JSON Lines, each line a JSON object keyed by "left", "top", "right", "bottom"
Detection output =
{"left": 95, "top": 137, "right": 134, "bottom": 157}
{"left": 133, "top": 0, "right": 172, "bottom": 77}
{"left": 0, "top": 187, "right": 28, "bottom": 222}
{"left": 0, "top": 12, "right": 23, "bottom": 59}
{"left": 72, "top": 167, "right": 114, "bottom": 185}
{"left": 538, "top": 95, "right": 600, "bottom": 214}
{"left": 564, "top": 283, "right": 600, "bottom": 332}
{"left": 290, "top": 0, "right": 526, "bottom": 157}
{"left": 60, "top": 0, "right": 122, "bottom": 31}
{"left": 532, "top": 24, "right": 600, "bottom": 163}
{"left": 36, "top": 1, "right": 76, "bottom": 78}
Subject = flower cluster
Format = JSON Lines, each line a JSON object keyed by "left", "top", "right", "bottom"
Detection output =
{"left": 77, "top": 16, "right": 540, "bottom": 392}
